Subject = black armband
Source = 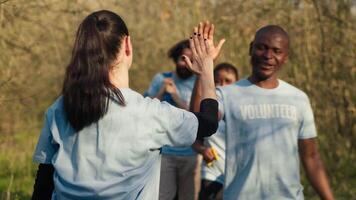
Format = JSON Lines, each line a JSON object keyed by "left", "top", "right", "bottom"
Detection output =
{"left": 193, "top": 98, "right": 219, "bottom": 139}
{"left": 32, "top": 164, "right": 54, "bottom": 200}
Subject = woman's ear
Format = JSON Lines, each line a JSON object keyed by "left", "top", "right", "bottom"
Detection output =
{"left": 113, "top": 36, "right": 132, "bottom": 68}
{"left": 125, "top": 36, "right": 132, "bottom": 56}
{"left": 123, "top": 35, "right": 133, "bottom": 67}
{"left": 281, "top": 53, "right": 289, "bottom": 65}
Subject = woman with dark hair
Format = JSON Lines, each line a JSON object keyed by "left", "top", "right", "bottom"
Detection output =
{"left": 32, "top": 10, "right": 222, "bottom": 200}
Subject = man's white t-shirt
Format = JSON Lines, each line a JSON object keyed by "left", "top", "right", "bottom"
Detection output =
{"left": 218, "top": 79, "right": 317, "bottom": 200}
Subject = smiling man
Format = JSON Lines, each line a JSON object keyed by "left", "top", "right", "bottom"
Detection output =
{"left": 217, "top": 25, "right": 334, "bottom": 199}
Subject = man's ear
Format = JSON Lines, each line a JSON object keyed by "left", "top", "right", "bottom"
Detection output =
{"left": 124, "top": 35, "right": 132, "bottom": 56}
{"left": 249, "top": 41, "right": 253, "bottom": 56}
{"left": 282, "top": 53, "right": 289, "bottom": 65}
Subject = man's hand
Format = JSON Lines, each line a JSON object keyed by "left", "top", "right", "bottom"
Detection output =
{"left": 202, "top": 147, "right": 216, "bottom": 163}
{"left": 164, "top": 78, "right": 178, "bottom": 95}
{"left": 192, "top": 140, "right": 215, "bottom": 163}
{"left": 299, "top": 138, "right": 334, "bottom": 200}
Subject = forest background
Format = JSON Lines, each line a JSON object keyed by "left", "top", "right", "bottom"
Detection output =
{"left": 0, "top": 0, "right": 355, "bottom": 199}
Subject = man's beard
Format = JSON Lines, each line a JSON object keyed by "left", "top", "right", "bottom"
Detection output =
{"left": 176, "top": 67, "right": 193, "bottom": 79}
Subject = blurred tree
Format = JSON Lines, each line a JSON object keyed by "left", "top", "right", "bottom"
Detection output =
{"left": 0, "top": 0, "right": 354, "bottom": 199}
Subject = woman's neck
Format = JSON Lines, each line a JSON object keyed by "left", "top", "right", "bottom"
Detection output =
{"left": 110, "top": 66, "right": 129, "bottom": 88}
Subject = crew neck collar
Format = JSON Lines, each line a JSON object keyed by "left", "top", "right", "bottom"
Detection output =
{"left": 245, "top": 78, "right": 282, "bottom": 92}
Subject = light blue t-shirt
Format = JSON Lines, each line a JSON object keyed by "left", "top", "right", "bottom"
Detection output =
{"left": 146, "top": 72, "right": 196, "bottom": 156}
{"left": 33, "top": 88, "right": 198, "bottom": 200}
{"left": 218, "top": 79, "right": 317, "bottom": 200}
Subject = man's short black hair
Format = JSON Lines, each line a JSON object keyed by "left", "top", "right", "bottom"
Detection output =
{"left": 254, "top": 25, "right": 290, "bottom": 48}
{"left": 168, "top": 39, "right": 190, "bottom": 63}
{"left": 214, "top": 62, "right": 239, "bottom": 79}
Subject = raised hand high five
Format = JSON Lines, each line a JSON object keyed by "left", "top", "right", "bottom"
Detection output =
{"left": 182, "top": 21, "right": 225, "bottom": 75}
{"left": 183, "top": 21, "right": 219, "bottom": 100}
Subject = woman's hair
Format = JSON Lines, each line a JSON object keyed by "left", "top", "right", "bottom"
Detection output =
{"left": 214, "top": 62, "right": 239, "bottom": 79}
{"left": 62, "top": 10, "right": 129, "bottom": 131}
{"left": 167, "top": 39, "right": 190, "bottom": 63}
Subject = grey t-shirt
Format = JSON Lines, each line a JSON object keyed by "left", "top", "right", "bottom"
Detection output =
{"left": 218, "top": 79, "right": 317, "bottom": 200}
{"left": 33, "top": 88, "right": 198, "bottom": 200}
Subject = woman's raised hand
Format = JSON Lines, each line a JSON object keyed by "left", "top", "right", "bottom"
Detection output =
{"left": 183, "top": 21, "right": 225, "bottom": 75}
{"left": 204, "top": 22, "right": 225, "bottom": 60}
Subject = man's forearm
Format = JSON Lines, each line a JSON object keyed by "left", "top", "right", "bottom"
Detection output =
{"left": 303, "top": 154, "right": 334, "bottom": 200}
{"left": 192, "top": 139, "right": 206, "bottom": 154}
{"left": 171, "top": 93, "right": 189, "bottom": 110}
{"left": 299, "top": 139, "right": 334, "bottom": 200}
{"left": 189, "top": 76, "right": 202, "bottom": 112}
{"left": 152, "top": 86, "right": 165, "bottom": 100}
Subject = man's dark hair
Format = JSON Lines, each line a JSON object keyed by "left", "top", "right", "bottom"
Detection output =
{"left": 168, "top": 39, "right": 190, "bottom": 63}
{"left": 214, "top": 62, "right": 239, "bottom": 79}
{"left": 254, "top": 25, "right": 290, "bottom": 48}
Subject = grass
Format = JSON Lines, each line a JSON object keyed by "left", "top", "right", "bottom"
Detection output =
{"left": 1, "top": 129, "right": 355, "bottom": 199}
{"left": 0, "top": 131, "right": 38, "bottom": 200}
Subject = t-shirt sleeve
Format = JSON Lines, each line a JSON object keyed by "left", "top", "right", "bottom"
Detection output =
{"left": 33, "top": 109, "right": 59, "bottom": 164}
{"left": 298, "top": 96, "right": 317, "bottom": 139}
{"left": 145, "top": 97, "right": 198, "bottom": 148}
{"left": 216, "top": 87, "right": 225, "bottom": 120}
{"left": 146, "top": 73, "right": 164, "bottom": 98}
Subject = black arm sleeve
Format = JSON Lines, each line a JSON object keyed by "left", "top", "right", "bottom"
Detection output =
{"left": 31, "top": 164, "right": 54, "bottom": 200}
{"left": 193, "top": 98, "right": 219, "bottom": 139}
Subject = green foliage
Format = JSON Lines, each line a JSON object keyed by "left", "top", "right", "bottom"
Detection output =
{"left": 0, "top": 0, "right": 355, "bottom": 199}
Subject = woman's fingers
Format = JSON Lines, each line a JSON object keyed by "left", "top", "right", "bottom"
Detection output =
{"left": 194, "top": 22, "right": 204, "bottom": 55}
{"left": 189, "top": 32, "right": 198, "bottom": 57}
{"left": 198, "top": 22, "right": 206, "bottom": 54}
{"left": 196, "top": 21, "right": 212, "bottom": 55}
{"left": 217, "top": 39, "right": 226, "bottom": 51}
{"left": 212, "top": 38, "right": 226, "bottom": 59}
{"left": 193, "top": 26, "right": 202, "bottom": 56}
{"left": 190, "top": 22, "right": 220, "bottom": 68}
{"left": 203, "top": 21, "right": 210, "bottom": 40}
{"left": 189, "top": 30, "right": 201, "bottom": 74}
{"left": 198, "top": 22, "right": 203, "bottom": 36}
{"left": 202, "top": 22, "right": 213, "bottom": 54}
{"left": 208, "top": 24, "right": 214, "bottom": 40}
{"left": 205, "top": 38, "right": 212, "bottom": 54}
